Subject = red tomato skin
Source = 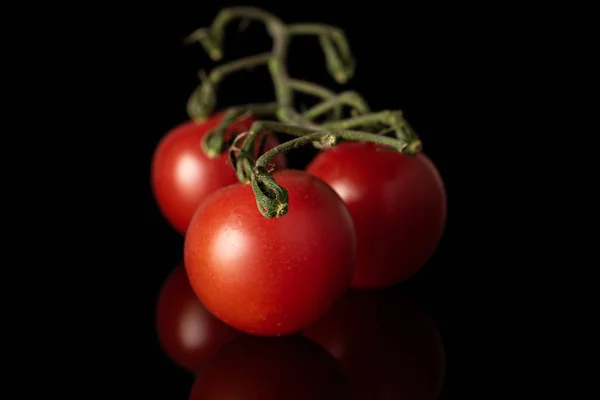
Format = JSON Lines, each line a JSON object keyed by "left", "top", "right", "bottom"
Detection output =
{"left": 151, "top": 112, "right": 286, "bottom": 235}
{"left": 184, "top": 169, "right": 357, "bottom": 336}
{"left": 306, "top": 142, "right": 446, "bottom": 288}
{"left": 155, "top": 265, "right": 243, "bottom": 372}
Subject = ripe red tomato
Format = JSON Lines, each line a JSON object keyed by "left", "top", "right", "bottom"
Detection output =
{"left": 302, "top": 289, "right": 445, "bottom": 399}
{"left": 189, "top": 335, "right": 351, "bottom": 400}
{"left": 151, "top": 112, "right": 287, "bottom": 235}
{"left": 306, "top": 142, "right": 446, "bottom": 288}
{"left": 155, "top": 265, "right": 243, "bottom": 372}
{"left": 184, "top": 169, "right": 357, "bottom": 336}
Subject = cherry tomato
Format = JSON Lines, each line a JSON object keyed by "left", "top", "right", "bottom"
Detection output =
{"left": 303, "top": 289, "right": 445, "bottom": 399}
{"left": 189, "top": 335, "right": 351, "bottom": 400}
{"left": 184, "top": 169, "right": 357, "bottom": 336}
{"left": 306, "top": 142, "right": 446, "bottom": 288}
{"left": 155, "top": 265, "right": 243, "bottom": 372}
{"left": 151, "top": 112, "right": 287, "bottom": 235}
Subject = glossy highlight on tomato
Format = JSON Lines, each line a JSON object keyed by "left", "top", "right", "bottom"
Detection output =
{"left": 303, "top": 289, "right": 445, "bottom": 399}
{"left": 184, "top": 169, "right": 357, "bottom": 336}
{"left": 306, "top": 142, "right": 446, "bottom": 288}
{"left": 155, "top": 265, "right": 243, "bottom": 372}
{"left": 151, "top": 112, "right": 287, "bottom": 235}
{"left": 189, "top": 335, "right": 351, "bottom": 400}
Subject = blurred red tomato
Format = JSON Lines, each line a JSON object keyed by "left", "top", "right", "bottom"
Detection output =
{"left": 155, "top": 265, "right": 243, "bottom": 372}
{"left": 189, "top": 335, "right": 351, "bottom": 400}
{"left": 303, "top": 289, "right": 445, "bottom": 399}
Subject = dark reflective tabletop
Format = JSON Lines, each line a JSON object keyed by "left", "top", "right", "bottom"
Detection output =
{"left": 152, "top": 264, "right": 449, "bottom": 399}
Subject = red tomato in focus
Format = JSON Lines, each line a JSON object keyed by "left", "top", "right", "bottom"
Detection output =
{"left": 155, "top": 265, "right": 243, "bottom": 372}
{"left": 306, "top": 142, "right": 446, "bottom": 288}
{"left": 184, "top": 170, "right": 357, "bottom": 336}
{"left": 189, "top": 335, "right": 351, "bottom": 400}
{"left": 302, "top": 289, "right": 445, "bottom": 399}
{"left": 151, "top": 112, "right": 287, "bottom": 235}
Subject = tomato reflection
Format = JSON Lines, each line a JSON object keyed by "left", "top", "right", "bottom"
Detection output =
{"left": 156, "top": 265, "right": 243, "bottom": 372}
{"left": 189, "top": 335, "right": 352, "bottom": 399}
{"left": 302, "top": 289, "right": 445, "bottom": 399}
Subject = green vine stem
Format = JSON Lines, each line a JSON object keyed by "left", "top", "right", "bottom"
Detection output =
{"left": 231, "top": 107, "right": 420, "bottom": 186}
{"left": 302, "top": 91, "right": 369, "bottom": 121}
{"left": 286, "top": 24, "right": 354, "bottom": 83}
{"left": 287, "top": 79, "right": 343, "bottom": 121}
{"left": 201, "top": 102, "right": 279, "bottom": 158}
{"left": 184, "top": 7, "right": 425, "bottom": 218}
{"left": 185, "top": 7, "right": 370, "bottom": 148}
{"left": 231, "top": 108, "right": 420, "bottom": 182}
{"left": 320, "top": 110, "right": 419, "bottom": 144}
{"left": 197, "top": 79, "right": 356, "bottom": 159}
{"left": 186, "top": 53, "right": 271, "bottom": 121}
{"left": 251, "top": 129, "right": 422, "bottom": 218}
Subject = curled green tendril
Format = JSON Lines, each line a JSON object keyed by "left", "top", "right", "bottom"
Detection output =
{"left": 320, "top": 35, "right": 355, "bottom": 83}
{"left": 187, "top": 71, "right": 216, "bottom": 121}
{"left": 184, "top": 28, "right": 222, "bottom": 60}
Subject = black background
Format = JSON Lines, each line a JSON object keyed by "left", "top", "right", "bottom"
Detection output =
{"left": 58, "top": 0, "right": 521, "bottom": 398}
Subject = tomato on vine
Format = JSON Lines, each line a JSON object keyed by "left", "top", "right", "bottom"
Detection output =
{"left": 155, "top": 265, "right": 243, "bottom": 372}
{"left": 184, "top": 169, "right": 357, "bottom": 336}
{"left": 151, "top": 111, "right": 286, "bottom": 235}
{"left": 306, "top": 142, "right": 446, "bottom": 288}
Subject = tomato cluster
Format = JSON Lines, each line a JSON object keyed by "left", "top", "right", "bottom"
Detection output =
{"left": 152, "top": 113, "right": 445, "bottom": 335}
{"left": 152, "top": 6, "right": 447, "bottom": 398}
